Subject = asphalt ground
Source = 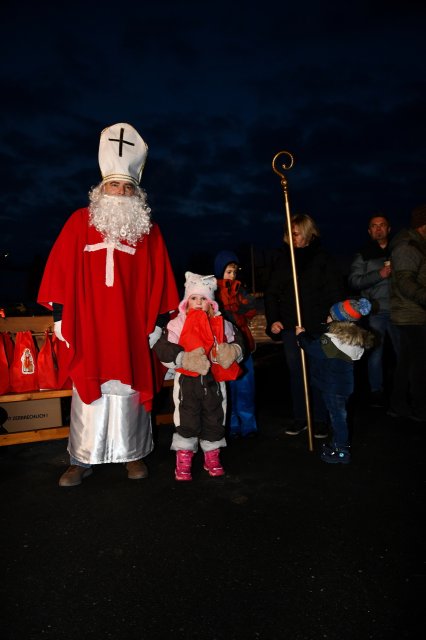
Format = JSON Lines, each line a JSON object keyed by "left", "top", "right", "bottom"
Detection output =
{"left": 0, "top": 343, "right": 424, "bottom": 640}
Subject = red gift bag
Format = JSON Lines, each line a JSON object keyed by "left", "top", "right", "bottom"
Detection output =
{"left": 9, "top": 330, "right": 39, "bottom": 393}
{"left": 209, "top": 316, "right": 242, "bottom": 382}
{"left": 177, "top": 310, "right": 241, "bottom": 382}
{"left": 37, "top": 330, "right": 58, "bottom": 390}
{"left": 2, "top": 332, "right": 14, "bottom": 365}
{"left": 0, "top": 333, "right": 12, "bottom": 394}
{"left": 52, "top": 334, "right": 73, "bottom": 390}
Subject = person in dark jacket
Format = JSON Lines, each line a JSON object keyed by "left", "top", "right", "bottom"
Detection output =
{"left": 264, "top": 213, "right": 345, "bottom": 437}
{"left": 296, "top": 298, "right": 374, "bottom": 464}
{"left": 348, "top": 214, "right": 400, "bottom": 407}
{"left": 153, "top": 272, "right": 245, "bottom": 481}
{"left": 388, "top": 205, "right": 426, "bottom": 422}
{"left": 214, "top": 250, "right": 258, "bottom": 438}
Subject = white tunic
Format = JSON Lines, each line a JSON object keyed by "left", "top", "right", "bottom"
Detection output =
{"left": 68, "top": 380, "right": 153, "bottom": 464}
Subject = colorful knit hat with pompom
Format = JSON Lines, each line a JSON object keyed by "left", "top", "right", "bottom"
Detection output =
{"left": 329, "top": 297, "right": 371, "bottom": 322}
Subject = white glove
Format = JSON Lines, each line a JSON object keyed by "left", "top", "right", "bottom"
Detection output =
{"left": 149, "top": 325, "right": 162, "bottom": 349}
{"left": 54, "top": 320, "right": 70, "bottom": 348}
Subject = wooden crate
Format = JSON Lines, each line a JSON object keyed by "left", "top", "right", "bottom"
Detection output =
{"left": 0, "top": 316, "right": 173, "bottom": 446}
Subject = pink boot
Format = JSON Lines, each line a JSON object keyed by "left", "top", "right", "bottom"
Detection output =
{"left": 175, "top": 450, "right": 194, "bottom": 481}
{"left": 203, "top": 449, "right": 225, "bottom": 477}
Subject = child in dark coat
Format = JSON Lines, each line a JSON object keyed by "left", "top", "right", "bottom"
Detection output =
{"left": 153, "top": 272, "right": 244, "bottom": 481}
{"left": 296, "top": 298, "right": 374, "bottom": 463}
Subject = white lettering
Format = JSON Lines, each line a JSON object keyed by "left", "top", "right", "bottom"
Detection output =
{"left": 11, "top": 413, "right": 48, "bottom": 420}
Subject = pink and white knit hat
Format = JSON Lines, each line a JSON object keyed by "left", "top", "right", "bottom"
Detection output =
{"left": 184, "top": 272, "right": 217, "bottom": 302}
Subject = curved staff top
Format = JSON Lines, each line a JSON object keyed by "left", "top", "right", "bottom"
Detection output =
{"left": 272, "top": 151, "right": 313, "bottom": 452}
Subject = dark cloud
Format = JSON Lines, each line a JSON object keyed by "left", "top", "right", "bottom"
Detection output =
{"left": 1, "top": 1, "right": 426, "bottom": 301}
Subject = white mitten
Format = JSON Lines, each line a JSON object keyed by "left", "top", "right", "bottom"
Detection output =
{"left": 215, "top": 342, "right": 240, "bottom": 369}
{"left": 181, "top": 347, "right": 210, "bottom": 375}
{"left": 54, "top": 320, "right": 70, "bottom": 348}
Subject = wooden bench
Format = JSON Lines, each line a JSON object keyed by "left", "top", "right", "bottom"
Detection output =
{"left": 0, "top": 316, "right": 173, "bottom": 447}
{"left": 248, "top": 313, "right": 280, "bottom": 344}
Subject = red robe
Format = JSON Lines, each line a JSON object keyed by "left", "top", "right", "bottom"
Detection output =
{"left": 37, "top": 208, "right": 179, "bottom": 411}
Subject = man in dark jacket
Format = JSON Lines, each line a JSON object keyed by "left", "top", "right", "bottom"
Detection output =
{"left": 388, "top": 205, "right": 426, "bottom": 422}
{"left": 348, "top": 214, "right": 400, "bottom": 407}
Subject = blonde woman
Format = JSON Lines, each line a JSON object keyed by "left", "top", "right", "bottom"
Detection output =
{"left": 264, "top": 214, "right": 345, "bottom": 437}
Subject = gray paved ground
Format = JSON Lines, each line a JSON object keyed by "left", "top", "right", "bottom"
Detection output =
{"left": 0, "top": 344, "right": 423, "bottom": 640}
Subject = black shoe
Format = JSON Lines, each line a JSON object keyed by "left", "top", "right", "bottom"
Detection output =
{"left": 321, "top": 443, "right": 351, "bottom": 464}
{"left": 284, "top": 421, "right": 307, "bottom": 436}
{"left": 243, "top": 431, "right": 258, "bottom": 439}
{"left": 314, "top": 422, "right": 329, "bottom": 439}
{"left": 370, "top": 391, "right": 385, "bottom": 408}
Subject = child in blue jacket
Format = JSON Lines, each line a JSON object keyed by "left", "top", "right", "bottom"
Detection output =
{"left": 214, "top": 250, "right": 258, "bottom": 438}
{"left": 296, "top": 298, "right": 374, "bottom": 463}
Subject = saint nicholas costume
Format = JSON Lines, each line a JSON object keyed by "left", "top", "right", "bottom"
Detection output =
{"left": 37, "top": 123, "right": 179, "bottom": 472}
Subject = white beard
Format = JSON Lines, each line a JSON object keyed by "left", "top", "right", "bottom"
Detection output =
{"left": 88, "top": 185, "right": 152, "bottom": 246}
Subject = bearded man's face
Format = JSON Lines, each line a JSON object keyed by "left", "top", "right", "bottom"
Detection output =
{"left": 103, "top": 181, "right": 136, "bottom": 197}
{"left": 88, "top": 182, "right": 152, "bottom": 246}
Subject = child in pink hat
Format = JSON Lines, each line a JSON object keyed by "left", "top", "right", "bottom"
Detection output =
{"left": 153, "top": 272, "right": 244, "bottom": 480}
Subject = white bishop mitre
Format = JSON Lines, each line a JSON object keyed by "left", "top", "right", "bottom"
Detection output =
{"left": 98, "top": 122, "right": 148, "bottom": 186}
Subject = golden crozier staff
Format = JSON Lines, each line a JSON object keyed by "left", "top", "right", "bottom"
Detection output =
{"left": 272, "top": 151, "right": 313, "bottom": 452}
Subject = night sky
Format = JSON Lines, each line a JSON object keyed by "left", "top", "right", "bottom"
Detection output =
{"left": 1, "top": 0, "right": 425, "bottom": 303}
